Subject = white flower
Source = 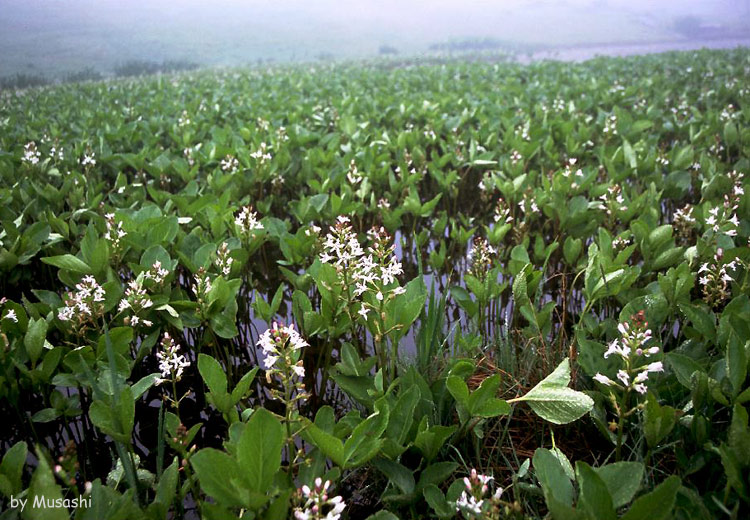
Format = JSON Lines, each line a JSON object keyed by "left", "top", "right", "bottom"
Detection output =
{"left": 617, "top": 370, "right": 630, "bottom": 386}
{"left": 593, "top": 373, "right": 614, "bottom": 386}
{"left": 294, "top": 478, "right": 345, "bottom": 520}
{"left": 155, "top": 333, "right": 190, "bottom": 384}
{"left": 235, "top": 206, "right": 264, "bottom": 236}
{"left": 456, "top": 492, "right": 483, "bottom": 515}
{"left": 3, "top": 309, "right": 18, "bottom": 322}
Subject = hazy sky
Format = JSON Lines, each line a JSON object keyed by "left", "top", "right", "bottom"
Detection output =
{"left": 1, "top": 0, "right": 748, "bottom": 76}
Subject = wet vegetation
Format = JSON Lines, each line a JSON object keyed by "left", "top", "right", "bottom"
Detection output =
{"left": 0, "top": 48, "right": 749, "bottom": 519}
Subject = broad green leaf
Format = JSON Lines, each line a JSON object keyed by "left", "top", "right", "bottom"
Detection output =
{"left": 576, "top": 461, "right": 616, "bottom": 520}
{"left": 514, "top": 359, "right": 594, "bottom": 424}
{"left": 198, "top": 354, "right": 228, "bottom": 395}
{"left": 237, "top": 408, "right": 283, "bottom": 493}
{"left": 533, "top": 448, "right": 573, "bottom": 506}
{"left": 594, "top": 462, "right": 644, "bottom": 508}
{"left": 621, "top": 476, "right": 681, "bottom": 520}
{"left": 41, "top": 254, "right": 91, "bottom": 273}
{"left": 25, "top": 451, "right": 67, "bottom": 520}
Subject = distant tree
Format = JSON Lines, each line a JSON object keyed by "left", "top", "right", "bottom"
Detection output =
{"left": 378, "top": 45, "right": 398, "bottom": 56}
{"left": 64, "top": 67, "right": 103, "bottom": 84}
{"left": 0, "top": 73, "right": 49, "bottom": 90}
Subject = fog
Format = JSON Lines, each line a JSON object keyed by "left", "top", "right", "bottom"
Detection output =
{"left": 1, "top": 0, "right": 749, "bottom": 77}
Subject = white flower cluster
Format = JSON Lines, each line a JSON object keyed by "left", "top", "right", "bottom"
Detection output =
{"left": 673, "top": 204, "right": 695, "bottom": 244}
{"left": 294, "top": 478, "right": 346, "bottom": 520}
{"left": 699, "top": 248, "right": 737, "bottom": 307}
{"left": 719, "top": 104, "right": 738, "bottom": 122}
{"left": 177, "top": 110, "right": 191, "bottom": 127}
{"left": 192, "top": 268, "right": 212, "bottom": 306}
{"left": 22, "top": 141, "right": 41, "bottom": 165}
{"left": 456, "top": 469, "right": 503, "bottom": 519}
{"left": 250, "top": 142, "right": 272, "bottom": 164}
{"left": 517, "top": 192, "right": 539, "bottom": 215}
{"left": 493, "top": 198, "right": 512, "bottom": 224}
{"left": 594, "top": 312, "right": 663, "bottom": 395}
{"left": 220, "top": 154, "right": 239, "bottom": 173}
{"left": 656, "top": 153, "right": 670, "bottom": 167}
{"left": 144, "top": 260, "right": 170, "bottom": 285}
{"left": 319, "top": 218, "right": 405, "bottom": 319}
{"left": 705, "top": 206, "right": 739, "bottom": 238}
{"left": 603, "top": 114, "right": 618, "bottom": 135}
{"left": 612, "top": 235, "right": 631, "bottom": 251}
{"left": 561, "top": 157, "right": 582, "bottom": 178}
{"left": 117, "top": 269, "right": 163, "bottom": 328}
{"left": 104, "top": 212, "right": 127, "bottom": 254}
{"left": 49, "top": 141, "right": 64, "bottom": 161}
{"left": 234, "top": 206, "right": 264, "bottom": 239}
{"left": 514, "top": 121, "right": 530, "bottom": 141}
{"left": 510, "top": 149, "right": 522, "bottom": 165}
{"left": 257, "top": 322, "right": 308, "bottom": 373}
{"left": 276, "top": 126, "right": 289, "bottom": 142}
{"left": 215, "top": 242, "right": 234, "bottom": 276}
{"left": 58, "top": 276, "right": 106, "bottom": 332}
{"left": 3, "top": 308, "right": 18, "bottom": 323}
{"left": 319, "top": 216, "right": 364, "bottom": 269}
{"left": 468, "top": 237, "right": 496, "bottom": 279}
{"left": 346, "top": 159, "right": 362, "bottom": 185}
{"left": 156, "top": 333, "right": 190, "bottom": 385}
{"left": 599, "top": 184, "right": 627, "bottom": 215}
{"left": 80, "top": 150, "right": 96, "bottom": 167}
{"left": 183, "top": 147, "right": 195, "bottom": 167}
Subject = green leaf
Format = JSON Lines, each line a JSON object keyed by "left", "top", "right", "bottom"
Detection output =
{"left": 666, "top": 353, "right": 704, "bottom": 389}
{"left": 467, "top": 374, "right": 501, "bottom": 414}
{"left": 678, "top": 303, "right": 715, "bottom": 340}
{"left": 231, "top": 367, "right": 259, "bottom": 403}
{"left": 237, "top": 408, "right": 283, "bottom": 493}
{"left": 726, "top": 338, "right": 748, "bottom": 398}
{"left": 32, "top": 408, "right": 61, "bottom": 423}
{"left": 24, "top": 317, "right": 48, "bottom": 365}
{"left": 302, "top": 422, "right": 345, "bottom": 467}
{"left": 0, "top": 441, "right": 27, "bottom": 497}
{"left": 621, "top": 476, "right": 680, "bottom": 520}
{"left": 563, "top": 236, "right": 582, "bottom": 265}
{"left": 191, "top": 448, "right": 247, "bottom": 508}
{"left": 643, "top": 394, "right": 677, "bottom": 448}
{"left": 417, "top": 462, "right": 458, "bottom": 492}
{"left": 385, "top": 385, "right": 420, "bottom": 445}
{"left": 41, "top": 254, "right": 91, "bottom": 274}
{"left": 414, "top": 422, "right": 457, "bottom": 461}
{"left": 198, "top": 354, "right": 228, "bottom": 395}
{"left": 25, "top": 450, "right": 68, "bottom": 520}
{"left": 576, "top": 462, "right": 616, "bottom": 520}
{"left": 154, "top": 458, "right": 179, "bottom": 507}
{"left": 515, "top": 359, "right": 594, "bottom": 424}
{"left": 533, "top": 448, "right": 573, "bottom": 506}
{"left": 373, "top": 459, "right": 415, "bottom": 495}
{"left": 446, "top": 375, "right": 469, "bottom": 406}
{"left": 594, "top": 462, "right": 644, "bottom": 508}
{"left": 423, "top": 484, "right": 455, "bottom": 518}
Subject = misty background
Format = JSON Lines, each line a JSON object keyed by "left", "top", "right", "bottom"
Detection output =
{"left": 1, "top": 0, "right": 749, "bottom": 80}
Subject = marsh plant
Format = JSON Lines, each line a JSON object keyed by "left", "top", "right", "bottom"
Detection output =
{"left": 0, "top": 47, "right": 748, "bottom": 520}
